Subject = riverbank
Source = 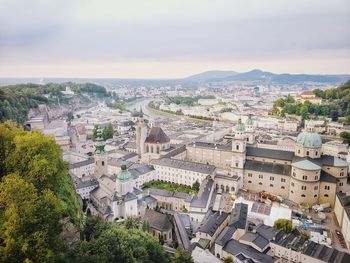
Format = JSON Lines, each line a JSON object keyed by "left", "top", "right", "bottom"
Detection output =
{"left": 146, "top": 102, "right": 214, "bottom": 123}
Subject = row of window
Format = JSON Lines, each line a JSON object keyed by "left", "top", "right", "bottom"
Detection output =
{"left": 247, "top": 181, "right": 285, "bottom": 189}
{"left": 290, "top": 191, "right": 329, "bottom": 198}
{"left": 248, "top": 173, "right": 286, "bottom": 183}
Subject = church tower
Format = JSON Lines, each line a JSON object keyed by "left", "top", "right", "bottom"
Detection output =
{"left": 231, "top": 118, "right": 247, "bottom": 178}
{"left": 136, "top": 109, "right": 147, "bottom": 156}
{"left": 94, "top": 126, "right": 107, "bottom": 179}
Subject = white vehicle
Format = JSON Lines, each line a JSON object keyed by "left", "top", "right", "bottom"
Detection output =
{"left": 312, "top": 203, "right": 330, "bottom": 213}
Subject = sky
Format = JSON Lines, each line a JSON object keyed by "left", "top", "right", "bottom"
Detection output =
{"left": 0, "top": 0, "right": 349, "bottom": 78}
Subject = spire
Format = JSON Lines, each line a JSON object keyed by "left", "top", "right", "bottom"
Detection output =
{"left": 94, "top": 126, "right": 105, "bottom": 154}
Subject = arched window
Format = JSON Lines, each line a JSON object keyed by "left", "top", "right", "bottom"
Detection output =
{"left": 301, "top": 194, "right": 306, "bottom": 197}
{"left": 259, "top": 182, "right": 262, "bottom": 185}
{"left": 156, "top": 145, "right": 160, "bottom": 154}
{"left": 248, "top": 180, "right": 252, "bottom": 183}
{"left": 226, "top": 186, "right": 229, "bottom": 192}
{"left": 231, "top": 187, "right": 235, "bottom": 192}
{"left": 324, "top": 194, "right": 329, "bottom": 197}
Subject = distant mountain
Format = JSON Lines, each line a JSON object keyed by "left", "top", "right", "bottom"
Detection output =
{"left": 184, "top": 70, "right": 238, "bottom": 83}
{"left": 192, "top": 69, "right": 350, "bottom": 84}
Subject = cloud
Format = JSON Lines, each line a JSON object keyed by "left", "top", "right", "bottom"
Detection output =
{"left": 0, "top": 0, "right": 349, "bottom": 76}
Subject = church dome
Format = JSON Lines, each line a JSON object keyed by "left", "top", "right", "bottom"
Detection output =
{"left": 117, "top": 162, "right": 132, "bottom": 181}
{"left": 296, "top": 132, "right": 322, "bottom": 148}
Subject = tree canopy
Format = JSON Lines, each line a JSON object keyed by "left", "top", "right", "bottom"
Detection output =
{"left": 274, "top": 219, "right": 292, "bottom": 233}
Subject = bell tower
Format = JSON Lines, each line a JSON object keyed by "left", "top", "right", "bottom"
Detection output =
{"left": 94, "top": 126, "right": 107, "bottom": 179}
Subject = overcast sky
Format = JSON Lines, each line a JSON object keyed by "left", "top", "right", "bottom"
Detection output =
{"left": 0, "top": 0, "right": 349, "bottom": 78}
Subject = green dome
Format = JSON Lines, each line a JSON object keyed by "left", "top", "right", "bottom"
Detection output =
{"left": 117, "top": 162, "right": 132, "bottom": 181}
{"left": 235, "top": 118, "right": 245, "bottom": 132}
{"left": 296, "top": 132, "right": 322, "bottom": 148}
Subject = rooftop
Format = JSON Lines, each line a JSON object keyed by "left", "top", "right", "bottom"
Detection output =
{"left": 246, "top": 146, "right": 295, "bottom": 161}
{"left": 144, "top": 209, "right": 172, "bottom": 232}
{"left": 244, "top": 160, "right": 291, "bottom": 176}
{"left": 145, "top": 127, "right": 170, "bottom": 144}
{"left": 151, "top": 158, "right": 216, "bottom": 174}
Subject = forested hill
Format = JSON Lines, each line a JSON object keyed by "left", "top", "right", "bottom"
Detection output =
{"left": 0, "top": 82, "right": 108, "bottom": 124}
{"left": 272, "top": 80, "right": 350, "bottom": 124}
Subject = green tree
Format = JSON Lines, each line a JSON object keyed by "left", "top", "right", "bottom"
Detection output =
{"left": 274, "top": 219, "right": 292, "bottom": 233}
{"left": 124, "top": 217, "right": 141, "bottom": 229}
{"left": 103, "top": 123, "right": 114, "bottom": 140}
{"left": 92, "top": 124, "right": 99, "bottom": 141}
{"left": 340, "top": 131, "right": 350, "bottom": 145}
{"left": 192, "top": 180, "right": 200, "bottom": 192}
{"left": 173, "top": 247, "right": 194, "bottom": 263}
{"left": 0, "top": 174, "right": 63, "bottom": 263}
{"left": 224, "top": 256, "right": 233, "bottom": 263}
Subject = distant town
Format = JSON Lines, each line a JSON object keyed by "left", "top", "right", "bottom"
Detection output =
{"left": 5, "top": 74, "right": 347, "bottom": 263}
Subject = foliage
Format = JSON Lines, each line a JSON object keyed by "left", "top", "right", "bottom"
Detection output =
{"left": 0, "top": 82, "right": 108, "bottom": 124}
{"left": 166, "top": 95, "right": 215, "bottom": 106}
{"left": 224, "top": 256, "right": 233, "bottom": 263}
{"left": 0, "top": 173, "right": 64, "bottom": 263}
{"left": 123, "top": 217, "right": 141, "bottom": 230}
{"left": 220, "top": 107, "right": 233, "bottom": 113}
{"left": 142, "top": 180, "right": 198, "bottom": 194}
{"left": 0, "top": 121, "right": 82, "bottom": 226}
{"left": 173, "top": 247, "right": 194, "bottom": 263}
{"left": 340, "top": 131, "right": 350, "bottom": 145}
{"left": 272, "top": 81, "right": 350, "bottom": 122}
{"left": 69, "top": 217, "right": 171, "bottom": 263}
{"left": 103, "top": 123, "right": 114, "bottom": 140}
{"left": 192, "top": 180, "right": 200, "bottom": 192}
{"left": 274, "top": 219, "right": 292, "bottom": 233}
{"left": 107, "top": 100, "right": 127, "bottom": 112}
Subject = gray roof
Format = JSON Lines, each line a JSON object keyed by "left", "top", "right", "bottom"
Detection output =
{"left": 255, "top": 224, "right": 282, "bottom": 241}
{"left": 70, "top": 158, "right": 94, "bottom": 169}
{"left": 216, "top": 225, "right": 237, "bottom": 246}
{"left": 145, "top": 127, "right": 170, "bottom": 144}
{"left": 247, "top": 146, "right": 295, "bottom": 161}
{"left": 240, "top": 232, "right": 269, "bottom": 250}
{"left": 174, "top": 212, "right": 191, "bottom": 250}
{"left": 129, "top": 164, "right": 154, "bottom": 178}
{"left": 292, "top": 159, "right": 321, "bottom": 170}
{"left": 244, "top": 160, "right": 291, "bottom": 176}
{"left": 152, "top": 158, "right": 216, "bottom": 174}
{"left": 320, "top": 155, "right": 349, "bottom": 167}
{"left": 144, "top": 209, "right": 172, "bottom": 232}
{"left": 189, "top": 141, "right": 231, "bottom": 151}
{"left": 162, "top": 145, "right": 187, "bottom": 158}
{"left": 141, "top": 195, "right": 157, "bottom": 205}
{"left": 148, "top": 188, "right": 192, "bottom": 201}
{"left": 76, "top": 178, "right": 99, "bottom": 189}
{"left": 190, "top": 177, "right": 215, "bottom": 208}
{"left": 229, "top": 203, "right": 248, "bottom": 229}
{"left": 320, "top": 170, "right": 338, "bottom": 183}
{"left": 124, "top": 192, "right": 137, "bottom": 202}
{"left": 223, "top": 239, "right": 274, "bottom": 263}
{"left": 196, "top": 210, "right": 229, "bottom": 236}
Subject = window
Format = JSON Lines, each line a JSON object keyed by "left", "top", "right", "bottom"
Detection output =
{"left": 314, "top": 186, "right": 318, "bottom": 190}
{"left": 314, "top": 194, "right": 317, "bottom": 198}
{"left": 315, "top": 151, "right": 318, "bottom": 156}
{"left": 315, "top": 176, "right": 318, "bottom": 180}
{"left": 325, "top": 185, "right": 330, "bottom": 190}
{"left": 301, "top": 194, "right": 306, "bottom": 197}
{"left": 301, "top": 186, "right": 306, "bottom": 190}
{"left": 302, "top": 175, "right": 308, "bottom": 180}
{"left": 270, "top": 184, "right": 274, "bottom": 187}
{"left": 291, "top": 190, "right": 294, "bottom": 193}
{"left": 102, "top": 161, "right": 104, "bottom": 166}
{"left": 236, "top": 145, "right": 239, "bottom": 150}
{"left": 281, "top": 178, "right": 286, "bottom": 183}
{"left": 259, "top": 182, "right": 262, "bottom": 185}
{"left": 298, "top": 150, "right": 300, "bottom": 154}
{"left": 324, "top": 194, "right": 329, "bottom": 197}
{"left": 259, "top": 175, "right": 263, "bottom": 179}
{"left": 235, "top": 163, "right": 239, "bottom": 167}
{"left": 291, "top": 182, "right": 294, "bottom": 187}
{"left": 293, "top": 172, "right": 296, "bottom": 177}
{"left": 248, "top": 180, "right": 252, "bottom": 183}
{"left": 281, "top": 186, "right": 285, "bottom": 189}
{"left": 270, "top": 176, "right": 274, "bottom": 181}
{"left": 306, "top": 151, "right": 309, "bottom": 156}
{"left": 340, "top": 172, "right": 344, "bottom": 177}
{"left": 339, "top": 182, "right": 344, "bottom": 186}
{"left": 248, "top": 173, "right": 252, "bottom": 177}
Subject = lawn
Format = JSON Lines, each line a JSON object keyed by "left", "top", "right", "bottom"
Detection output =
{"left": 142, "top": 180, "right": 196, "bottom": 194}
